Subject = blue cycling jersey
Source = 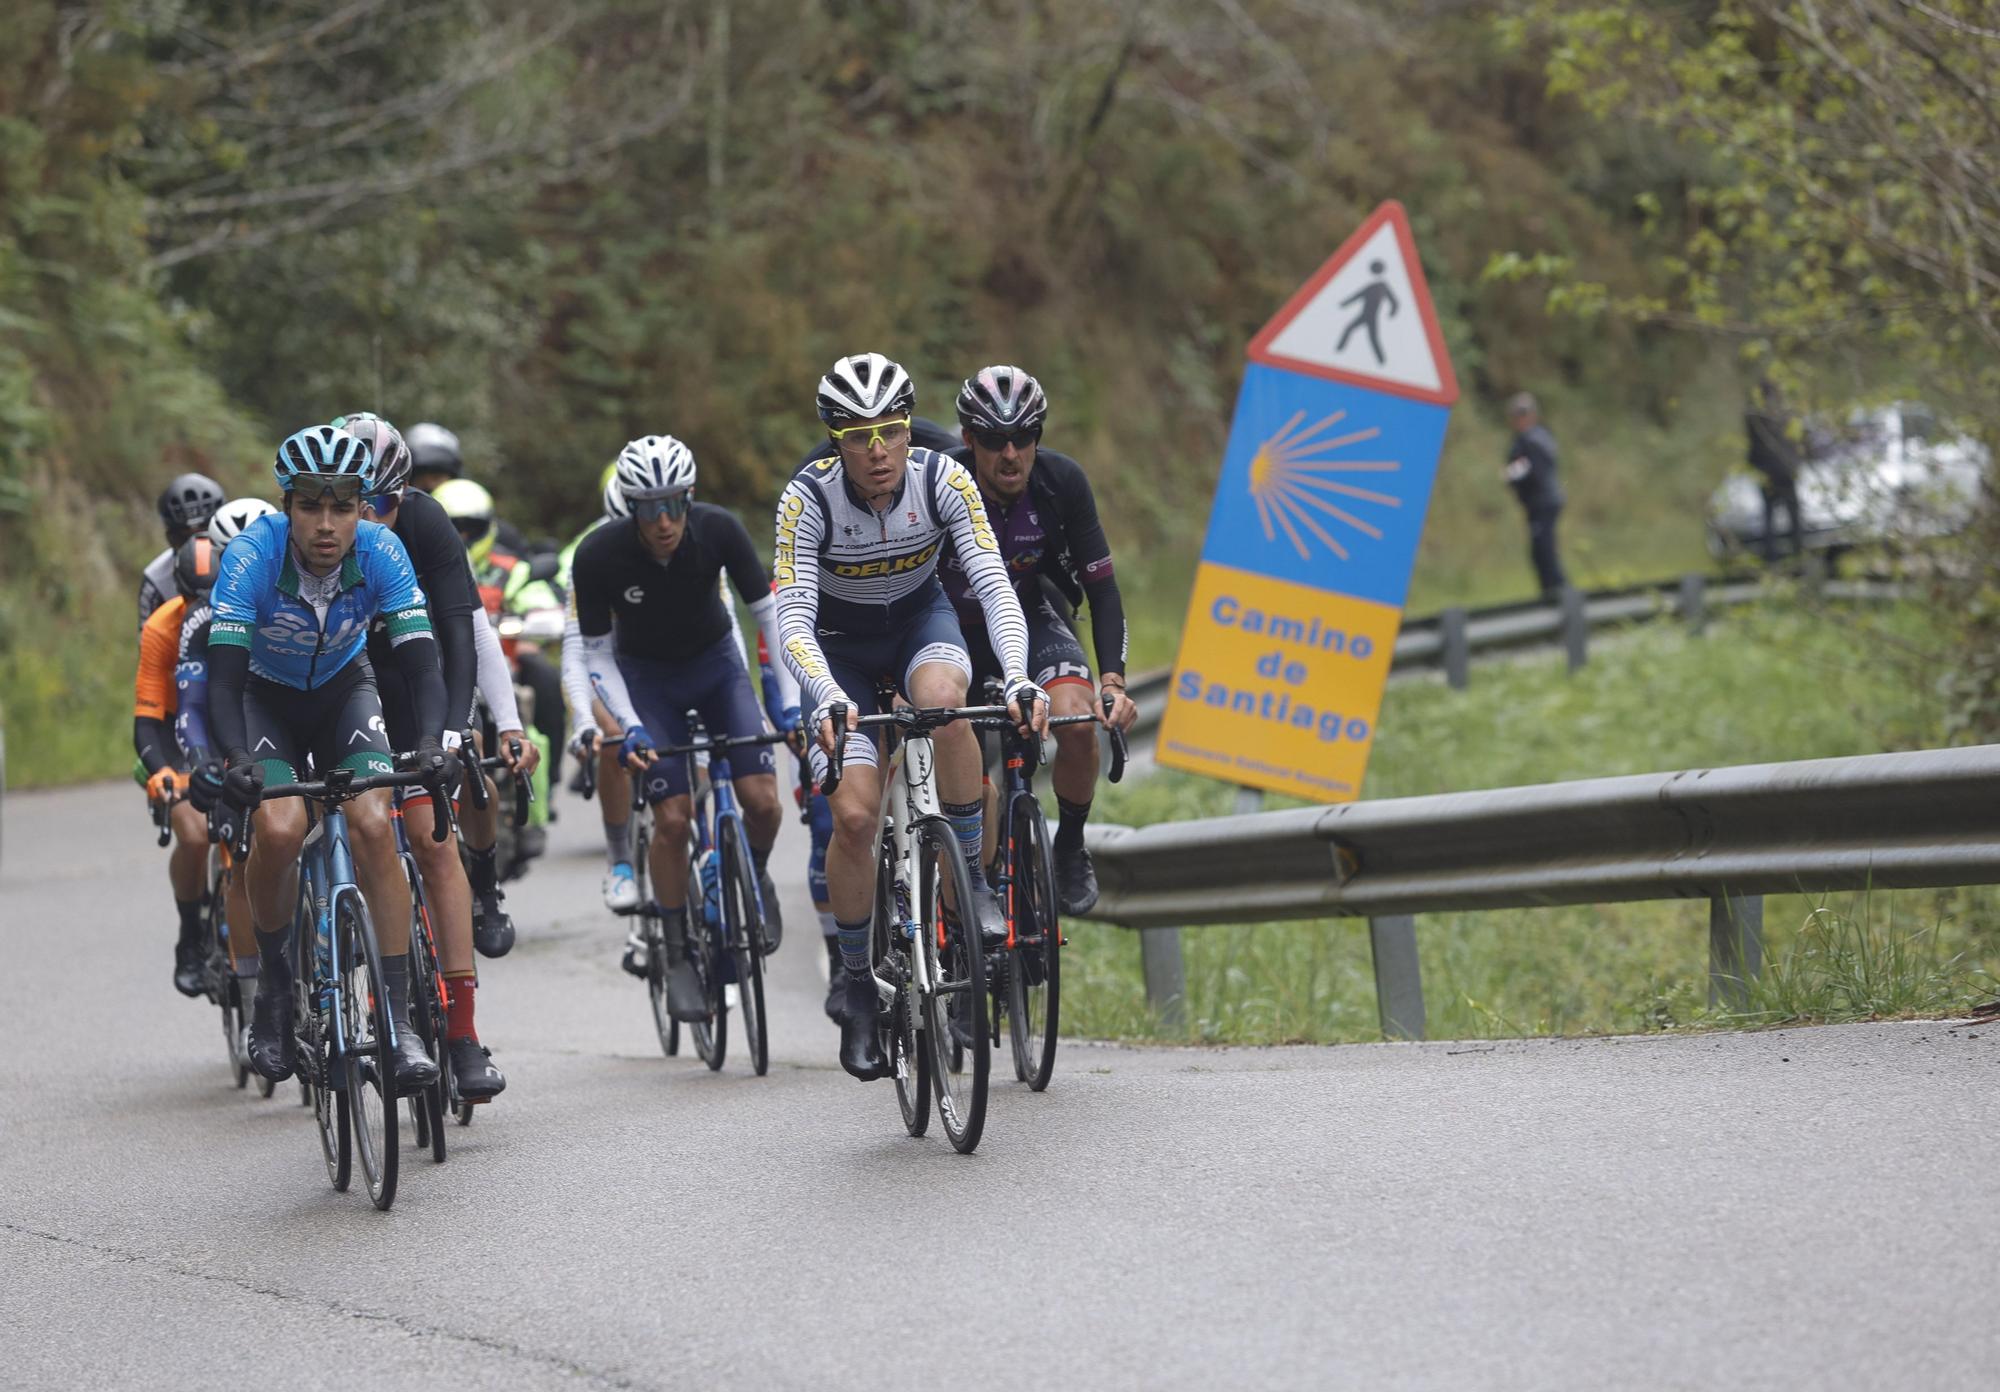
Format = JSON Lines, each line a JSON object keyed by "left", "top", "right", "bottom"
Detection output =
{"left": 208, "top": 513, "right": 432, "bottom": 689}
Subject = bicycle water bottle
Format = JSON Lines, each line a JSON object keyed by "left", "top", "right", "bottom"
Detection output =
{"left": 698, "top": 849, "right": 721, "bottom": 928}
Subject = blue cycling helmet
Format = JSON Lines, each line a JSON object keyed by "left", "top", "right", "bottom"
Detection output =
{"left": 274, "top": 424, "right": 374, "bottom": 493}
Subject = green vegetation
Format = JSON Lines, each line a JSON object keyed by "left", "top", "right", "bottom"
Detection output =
{"left": 1066, "top": 598, "right": 1999, "bottom": 1043}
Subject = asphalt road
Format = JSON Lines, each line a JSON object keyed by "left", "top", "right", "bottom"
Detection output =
{"left": 2, "top": 778, "right": 1995, "bottom": 1390}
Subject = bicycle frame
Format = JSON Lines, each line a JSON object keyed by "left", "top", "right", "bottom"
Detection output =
{"left": 291, "top": 800, "right": 379, "bottom": 1085}
{"left": 874, "top": 724, "right": 944, "bottom": 1009}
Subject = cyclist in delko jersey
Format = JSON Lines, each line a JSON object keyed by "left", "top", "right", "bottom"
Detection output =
{"left": 774, "top": 352, "right": 1044, "bottom": 1082}
{"left": 939, "top": 365, "right": 1138, "bottom": 915}
{"left": 199, "top": 424, "right": 453, "bottom": 1090}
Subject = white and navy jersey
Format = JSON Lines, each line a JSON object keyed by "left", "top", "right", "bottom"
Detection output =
{"left": 138, "top": 547, "right": 176, "bottom": 634}
{"left": 774, "top": 447, "right": 1027, "bottom": 711}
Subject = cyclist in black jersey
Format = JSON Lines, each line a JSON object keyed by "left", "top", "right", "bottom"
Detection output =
{"left": 939, "top": 365, "right": 1137, "bottom": 915}
{"left": 574, "top": 435, "right": 799, "bottom": 1020}
{"left": 349, "top": 414, "right": 533, "bottom": 1099}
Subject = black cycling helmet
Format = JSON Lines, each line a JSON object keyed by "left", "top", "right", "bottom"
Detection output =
{"left": 157, "top": 473, "right": 227, "bottom": 532}
{"left": 405, "top": 422, "right": 463, "bottom": 481}
{"left": 333, "top": 412, "right": 413, "bottom": 495}
{"left": 173, "top": 534, "right": 221, "bottom": 601}
{"left": 956, "top": 365, "right": 1048, "bottom": 435}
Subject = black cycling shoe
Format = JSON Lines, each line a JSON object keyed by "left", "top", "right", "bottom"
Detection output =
{"left": 473, "top": 892, "right": 515, "bottom": 958}
{"left": 1055, "top": 842, "right": 1100, "bottom": 917}
{"left": 389, "top": 1028, "right": 440, "bottom": 1092}
{"left": 967, "top": 885, "right": 1010, "bottom": 952}
{"left": 948, "top": 989, "right": 977, "bottom": 1052}
{"left": 248, "top": 975, "right": 296, "bottom": 1083}
{"left": 172, "top": 939, "right": 207, "bottom": 998}
{"left": 757, "top": 867, "right": 783, "bottom": 954}
{"left": 824, "top": 944, "right": 848, "bottom": 1022}
{"left": 836, "top": 972, "right": 885, "bottom": 1081}
{"left": 448, "top": 1037, "right": 506, "bottom": 1099}
{"left": 664, "top": 955, "right": 708, "bottom": 1023}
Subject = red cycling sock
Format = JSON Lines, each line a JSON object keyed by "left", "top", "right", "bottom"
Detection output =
{"left": 445, "top": 974, "right": 478, "bottom": 1043}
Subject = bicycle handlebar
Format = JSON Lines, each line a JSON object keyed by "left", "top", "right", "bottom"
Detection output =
{"left": 149, "top": 778, "right": 176, "bottom": 847}
{"left": 235, "top": 757, "right": 454, "bottom": 857}
{"left": 819, "top": 702, "right": 1019, "bottom": 799}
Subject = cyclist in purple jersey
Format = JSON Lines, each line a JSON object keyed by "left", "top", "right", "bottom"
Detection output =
{"left": 937, "top": 365, "right": 1136, "bottom": 916}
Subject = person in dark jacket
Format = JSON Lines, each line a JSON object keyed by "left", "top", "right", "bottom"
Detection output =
{"left": 1745, "top": 380, "right": 1803, "bottom": 562}
{"left": 1503, "top": 392, "right": 1568, "bottom": 598}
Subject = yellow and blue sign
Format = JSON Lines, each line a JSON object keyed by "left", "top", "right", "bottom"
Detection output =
{"left": 1158, "top": 201, "right": 1458, "bottom": 803}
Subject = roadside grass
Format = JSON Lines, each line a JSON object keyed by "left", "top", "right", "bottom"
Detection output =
{"left": 1063, "top": 597, "right": 2000, "bottom": 1043}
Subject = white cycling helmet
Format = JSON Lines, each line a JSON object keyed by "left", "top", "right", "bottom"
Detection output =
{"left": 602, "top": 471, "right": 630, "bottom": 520}
{"left": 613, "top": 435, "right": 697, "bottom": 503}
{"left": 208, "top": 497, "right": 279, "bottom": 547}
{"left": 816, "top": 352, "right": 915, "bottom": 427}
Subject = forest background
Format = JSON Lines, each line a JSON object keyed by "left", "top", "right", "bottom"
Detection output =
{"left": 3, "top": 0, "right": 1994, "bottom": 786}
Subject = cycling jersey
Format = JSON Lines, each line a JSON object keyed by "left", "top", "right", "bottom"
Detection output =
{"left": 572, "top": 506, "right": 798, "bottom": 738}
{"left": 774, "top": 447, "right": 1027, "bottom": 714}
{"left": 175, "top": 603, "right": 215, "bottom": 761}
{"left": 133, "top": 595, "right": 190, "bottom": 775}
{"left": 364, "top": 488, "right": 479, "bottom": 734}
{"left": 939, "top": 446, "right": 1127, "bottom": 680}
{"left": 138, "top": 548, "right": 176, "bottom": 634}
{"left": 209, "top": 513, "right": 430, "bottom": 689}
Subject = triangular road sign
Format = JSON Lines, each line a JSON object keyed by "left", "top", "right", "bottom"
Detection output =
{"left": 1246, "top": 201, "right": 1459, "bottom": 406}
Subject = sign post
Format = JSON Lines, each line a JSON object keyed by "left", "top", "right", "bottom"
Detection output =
{"left": 1157, "top": 201, "right": 1459, "bottom": 804}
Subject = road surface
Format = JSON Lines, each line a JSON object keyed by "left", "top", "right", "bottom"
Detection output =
{"left": 2, "top": 779, "right": 1994, "bottom": 1389}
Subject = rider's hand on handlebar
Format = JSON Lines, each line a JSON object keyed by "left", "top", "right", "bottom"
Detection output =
{"left": 1004, "top": 675, "right": 1050, "bottom": 739}
{"left": 221, "top": 751, "right": 265, "bottom": 810}
{"left": 187, "top": 758, "right": 226, "bottom": 814}
{"left": 813, "top": 699, "right": 857, "bottom": 758}
{"left": 776, "top": 704, "right": 807, "bottom": 757}
{"left": 497, "top": 727, "right": 540, "bottom": 778}
{"left": 1099, "top": 679, "right": 1138, "bottom": 733}
{"left": 568, "top": 726, "right": 598, "bottom": 758}
{"left": 618, "top": 725, "right": 656, "bottom": 771}
{"left": 145, "top": 766, "right": 181, "bottom": 807}
{"left": 414, "top": 734, "right": 454, "bottom": 784}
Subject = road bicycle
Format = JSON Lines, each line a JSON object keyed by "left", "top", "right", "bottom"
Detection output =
{"left": 154, "top": 778, "right": 270, "bottom": 1095}
{"left": 822, "top": 695, "right": 1041, "bottom": 1155}
{"left": 970, "top": 688, "right": 1127, "bottom": 1092}
{"left": 233, "top": 757, "right": 450, "bottom": 1211}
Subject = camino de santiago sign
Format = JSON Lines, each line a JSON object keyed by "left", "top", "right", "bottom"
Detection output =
{"left": 1157, "top": 201, "right": 1459, "bottom": 802}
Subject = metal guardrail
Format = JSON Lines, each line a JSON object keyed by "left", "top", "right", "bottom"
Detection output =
{"left": 1082, "top": 744, "right": 2000, "bottom": 1037}
{"left": 1122, "top": 573, "right": 1908, "bottom": 736}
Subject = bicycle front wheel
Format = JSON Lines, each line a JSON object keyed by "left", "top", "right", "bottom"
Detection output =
{"left": 876, "top": 841, "right": 928, "bottom": 1138}
{"left": 407, "top": 897, "right": 447, "bottom": 1163}
{"left": 1007, "top": 796, "right": 1062, "bottom": 1091}
{"left": 918, "top": 818, "right": 988, "bottom": 1154}
{"left": 688, "top": 844, "right": 728, "bottom": 1072}
{"left": 337, "top": 891, "right": 400, "bottom": 1211}
{"left": 719, "top": 817, "right": 768, "bottom": 1077}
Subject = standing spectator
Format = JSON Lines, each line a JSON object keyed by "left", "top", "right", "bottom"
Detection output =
{"left": 1502, "top": 392, "right": 1567, "bottom": 599}
{"left": 1745, "top": 380, "right": 1803, "bottom": 562}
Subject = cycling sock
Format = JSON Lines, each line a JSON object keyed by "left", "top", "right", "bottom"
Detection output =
{"left": 818, "top": 908, "right": 839, "bottom": 939}
{"left": 835, "top": 915, "right": 872, "bottom": 974}
{"left": 254, "top": 929, "right": 290, "bottom": 982}
{"left": 175, "top": 898, "right": 204, "bottom": 948}
{"left": 1055, "top": 796, "right": 1092, "bottom": 854}
{"left": 445, "top": 973, "right": 477, "bottom": 1042}
{"left": 380, "top": 952, "right": 411, "bottom": 1022}
{"left": 658, "top": 905, "right": 689, "bottom": 956}
{"left": 234, "top": 955, "right": 260, "bottom": 979}
{"left": 942, "top": 798, "right": 987, "bottom": 890}
{"left": 603, "top": 819, "right": 632, "bottom": 866}
{"left": 466, "top": 845, "right": 499, "bottom": 898}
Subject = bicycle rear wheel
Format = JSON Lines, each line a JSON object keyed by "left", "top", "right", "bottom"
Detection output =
{"left": 1006, "top": 797, "right": 1062, "bottom": 1091}
{"left": 407, "top": 894, "right": 447, "bottom": 1163}
{"left": 210, "top": 853, "right": 250, "bottom": 1089}
{"left": 635, "top": 821, "right": 681, "bottom": 1058}
{"left": 337, "top": 891, "right": 400, "bottom": 1211}
{"left": 918, "top": 819, "right": 988, "bottom": 1154}
{"left": 876, "top": 841, "right": 929, "bottom": 1137}
{"left": 719, "top": 818, "right": 768, "bottom": 1077}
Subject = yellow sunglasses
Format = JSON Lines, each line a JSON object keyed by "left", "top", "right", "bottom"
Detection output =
{"left": 827, "top": 416, "right": 912, "bottom": 451}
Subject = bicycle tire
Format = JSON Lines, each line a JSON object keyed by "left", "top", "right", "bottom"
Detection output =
{"left": 1006, "top": 796, "right": 1062, "bottom": 1091}
{"left": 688, "top": 837, "right": 727, "bottom": 1072}
{"left": 634, "top": 821, "right": 681, "bottom": 1059}
{"left": 718, "top": 816, "right": 768, "bottom": 1077}
{"left": 298, "top": 881, "right": 350, "bottom": 1191}
{"left": 336, "top": 890, "right": 400, "bottom": 1211}
{"left": 408, "top": 892, "right": 447, "bottom": 1164}
{"left": 211, "top": 853, "right": 250, "bottom": 1090}
{"left": 918, "top": 818, "right": 988, "bottom": 1154}
{"left": 877, "top": 840, "right": 929, "bottom": 1137}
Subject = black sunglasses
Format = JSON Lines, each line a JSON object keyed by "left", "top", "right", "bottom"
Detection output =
{"left": 972, "top": 425, "right": 1041, "bottom": 452}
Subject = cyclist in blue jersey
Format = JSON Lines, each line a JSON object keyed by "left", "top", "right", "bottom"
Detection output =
{"left": 939, "top": 365, "right": 1137, "bottom": 915}
{"left": 198, "top": 425, "right": 454, "bottom": 1090}
{"left": 775, "top": 352, "right": 1045, "bottom": 1081}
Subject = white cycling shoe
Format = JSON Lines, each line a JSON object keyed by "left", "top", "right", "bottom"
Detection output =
{"left": 602, "top": 861, "right": 639, "bottom": 912}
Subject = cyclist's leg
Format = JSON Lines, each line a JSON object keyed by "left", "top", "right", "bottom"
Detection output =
{"left": 898, "top": 593, "right": 994, "bottom": 925}
{"left": 1029, "top": 588, "right": 1102, "bottom": 892}
{"left": 240, "top": 678, "right": 310, "bottom": 1079}
{"left": 623, "top": 660, "right": 695, "bottom": 914}
{"left": 591, "top": 697, "right": 638, "bottom": 908}
{"left": 811, "top": 635, "right": 891, "bottom": 1064}
{"left": 958, "top": 623, "right": 1006, "bottom": 867}
{"left": 691, "top": 636, "right": 784, "bottom": 944}
{"left": 385, "top": 672, "right": 474, "bottom": 980}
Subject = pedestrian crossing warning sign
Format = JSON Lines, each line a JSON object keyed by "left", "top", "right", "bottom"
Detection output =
{"left": 1247, "top": 201, "right": 1459, "bottom": 407}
